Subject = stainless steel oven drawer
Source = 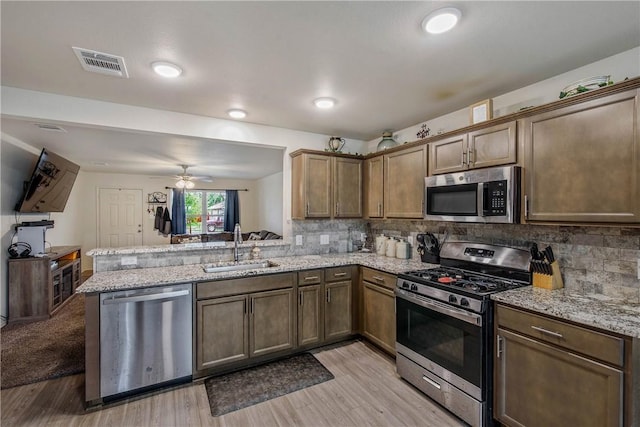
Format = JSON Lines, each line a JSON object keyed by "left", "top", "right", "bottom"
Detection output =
{"left": 397, "top": 353, "right": 483, "bottom": 427}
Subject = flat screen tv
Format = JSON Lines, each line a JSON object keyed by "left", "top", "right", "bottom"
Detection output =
{"left": 15, "top": 148, "right": 80, "bottom": 213}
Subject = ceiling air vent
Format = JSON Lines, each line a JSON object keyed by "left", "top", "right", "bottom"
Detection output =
{"left": 34, "top": 123, "right": 67, "bottom": 132}
{"left": 72, "top": 47, "right": 129, "bottom": 78}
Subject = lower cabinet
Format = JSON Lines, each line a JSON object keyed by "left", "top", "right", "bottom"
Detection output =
{"left": 324, "top": 280, "right": 352, "bottom": 340}
{"left": 361, "top": 268, "right": 396, "bottom": 355}
{"left": 298, "top": 284, "right": 323, "bottom": 347}
{"left": 195, "top": 273, "right": 295, "bottom": 373}
{"left": 494, "top": 304, "right": 626, "bottom": 427}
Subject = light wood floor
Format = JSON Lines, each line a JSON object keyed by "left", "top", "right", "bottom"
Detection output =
{"left": 1, "top": 340, "right": 465, "bottom": 426}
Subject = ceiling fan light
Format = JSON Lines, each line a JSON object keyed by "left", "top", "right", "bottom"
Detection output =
{"left": 184, "top": 180, "right": 195, "bottom": 189}
{"left": 422, "top": 7, "right": 461, "bottom": 34}
{"left": 175, "top": 179, "right": 186, "bottom": 188}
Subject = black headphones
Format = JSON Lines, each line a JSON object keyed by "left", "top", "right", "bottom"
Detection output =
{"left": 8, "top": 242, "right": 32, "bottom": 258}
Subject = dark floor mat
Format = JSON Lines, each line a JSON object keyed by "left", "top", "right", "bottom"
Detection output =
{"left": 204, "top": 352, "right": 334, "bottom": 416}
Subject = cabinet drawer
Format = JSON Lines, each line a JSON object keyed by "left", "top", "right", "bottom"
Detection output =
{"left": 361, "top": 268, "right": 396, "bottom": 290}
{"left": 197, "top": 273, "right": 295, "bottom": 300}
{"left": 298, "top": 269, "right": 324, "bottom": 285}
{"left": 325, "top": 266, "right": 352, "bottom": 282}
{"left": 496, "top": 305, "right": 624, "bottom": 366}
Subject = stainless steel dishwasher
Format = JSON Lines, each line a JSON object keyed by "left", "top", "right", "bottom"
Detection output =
{"left": 100, "top": 283, "right": 193, "bottom": 400}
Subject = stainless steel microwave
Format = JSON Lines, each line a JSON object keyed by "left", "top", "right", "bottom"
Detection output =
{"left": 424, "top": 165, "right": 521, "bottom": 223}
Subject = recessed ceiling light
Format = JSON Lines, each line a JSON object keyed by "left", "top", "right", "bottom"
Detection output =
{"left": 314, "top": 98, "right": 336, "bottom": 109}
{"left": 227, "top": 109, "right": 247, "bottom": 119}
{"left": 422, "top": 7, "right": 461, "bottom": 34}
{"left": 152, "top": 61, "right": 182, "bottom": 78}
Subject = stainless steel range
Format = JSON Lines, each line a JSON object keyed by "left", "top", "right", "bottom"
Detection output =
{"left": 395, "top": 241, "right": 531, "bottom": 427}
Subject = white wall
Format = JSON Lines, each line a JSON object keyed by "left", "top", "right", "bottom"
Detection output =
{"left": 255, "top": 171, "right": 284, "bottom": 235}
{"left": 367, "top": 47, "right": 640, "bottom": 151}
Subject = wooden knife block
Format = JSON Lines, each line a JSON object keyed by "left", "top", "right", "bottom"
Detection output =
{"left": 532, "top": 261, "right": 564, "bottom": 290}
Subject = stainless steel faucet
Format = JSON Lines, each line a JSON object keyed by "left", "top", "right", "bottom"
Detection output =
{"left": 233, "top": 223, "right": 242, "bottom": 263}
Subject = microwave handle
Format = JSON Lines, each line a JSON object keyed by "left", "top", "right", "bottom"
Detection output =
{"left": 477, "top": 182, "right": 485, "bottom": 217}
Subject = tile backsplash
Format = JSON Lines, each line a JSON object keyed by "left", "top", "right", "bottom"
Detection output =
{"left": 365, "top": 220, "right": 640, "bottom": 301}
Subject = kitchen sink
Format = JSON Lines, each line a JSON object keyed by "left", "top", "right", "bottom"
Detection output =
{"left": 202, "top": 260, "right": 278, "bottom": 273}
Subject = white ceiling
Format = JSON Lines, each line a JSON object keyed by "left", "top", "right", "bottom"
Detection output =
{"left": 1, "top": 1, "right": 639, "bottom": 178}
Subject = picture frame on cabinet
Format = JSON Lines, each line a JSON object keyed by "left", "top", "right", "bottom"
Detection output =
{"left": 470, "top": 99, "right": 493, "bottom": 124}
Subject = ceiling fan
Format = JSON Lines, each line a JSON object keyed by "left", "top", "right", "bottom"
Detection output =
{"left": 173, "top": 164, "right": 213, "bottom": 188}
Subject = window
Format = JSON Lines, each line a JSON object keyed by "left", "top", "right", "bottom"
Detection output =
{"left": 185, "top": 191, "right": 225, "bottom": 234}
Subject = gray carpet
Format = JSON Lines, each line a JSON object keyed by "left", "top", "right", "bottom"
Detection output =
{"left": 1, "top": 294, "right": 85, "bottom": 389}
{"left": 204, "top": 352, "right": 334, "bottom": 416}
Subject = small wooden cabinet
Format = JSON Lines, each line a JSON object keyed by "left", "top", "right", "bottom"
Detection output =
{"left": 522, "top": 88, "right": 640, "bottom": 223}
{"left": 384, "top": 144, "right": 427, "bottom": 218}
{"left": 291, "top": 151, "right": 362, "bottom": 219}
{"left": 195, "top": 273, "right": 295, "bottom": 373}
{"left": 364, "top": 156, "right": 384, "bottom": 218}
{"left": 8, "top": 245, "right": 81, "bottom": 323}
{"left": 324, "top": 280, "right": 352, "bottom": 340}
{"left": 494, "top": 304, "right": 626, "bottom": 427}
{"left": 429, "top": 121, "right": 517, "bottom": 175}
{"left": 297, "top": 269, "right": 324, "bottom": 348}
{"left": 360, "top": 268, "right": 396, "bottom": 355}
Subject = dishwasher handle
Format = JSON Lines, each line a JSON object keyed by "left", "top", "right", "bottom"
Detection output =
{"left": 102, "top": 289, "right": 190, "bottom": 305}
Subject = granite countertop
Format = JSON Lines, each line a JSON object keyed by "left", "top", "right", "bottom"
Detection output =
{"left": 86, "top": 239, "right": 289, "bottom": 256}
{"left": 492, "top": 287, "right": 640, "bottom": 339}
{"left": 76, "top": 252, "right": 431, "bottom": 294}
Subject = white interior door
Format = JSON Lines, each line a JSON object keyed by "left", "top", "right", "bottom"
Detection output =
{"left": 98, "top": 188, "right": 143, "bottom": 247}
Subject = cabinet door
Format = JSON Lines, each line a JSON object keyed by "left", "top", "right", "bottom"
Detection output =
{"left": 305, "top": 154, "right": 332, "bottom": 218}
{"left": 334, "top": 157, "right": 362, "bottom": 217}
{"left": 196, "top": 295, "right": 249, "bottom": 371}
{"left": 297, "top": 284, "right": 323, "bottom": 347}
{"left": 384, "top": 145, "right": 427, "bottom": 218}
{"left": 495, "top": 328, "right": 623, "bottom": 427}
{"left": 364, "top": 156, "right": 384, "bottom": 218}
{"left": 522, "top": 89, "right": 640, "bottom": 223}
{"left": 324, "top": 281, "right": 352, "bottom": 340}
{"left": 362, "top": 281, "right": 395, "bottom": 355}
{"left": 250, "top": 288, "right": 295, "bottom": 357}
{"left": 468, "top": 121, "right": 517, "bottom": 169}
{"left": 428, "top": 134, "right": 468, "bottom": 175}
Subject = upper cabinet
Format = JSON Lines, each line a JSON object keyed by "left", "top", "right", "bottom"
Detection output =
{"left": 522, "top": 88, "right": 640, "bottom": 223}
{"left": 291, "top": 151, "right": 362, "bottom": 219}
{"left": 429, "top": 121, "right": 517, "bottom": 175}
{"left": 363, "top": 156, "right": 384, "bottom": 218}
{"left": 384, "top": 145, "right": 427, "bottom": 218}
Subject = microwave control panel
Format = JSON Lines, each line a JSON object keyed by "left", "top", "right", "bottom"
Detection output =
{"left": 484, "top": 180, "right": 507, "bottom": 216}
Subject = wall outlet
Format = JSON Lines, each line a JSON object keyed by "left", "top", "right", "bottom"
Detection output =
{"left": 407, "top": 235, "right": 414, "bottom": 246}
{"left": 320, "top": 234, "right": 329, "bottom": 245}
{"left": 121, "top": 256, "right": 137, "bottom": 266}
{"left": 296, "top": 235, "right": 303, "bottom": 246}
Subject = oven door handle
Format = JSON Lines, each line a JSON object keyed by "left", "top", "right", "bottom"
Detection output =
{"left": 395, "top": 290, "right": 483, "bottom": 326}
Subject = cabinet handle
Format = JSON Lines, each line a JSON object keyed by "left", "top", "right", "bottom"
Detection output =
{"left": 496, "top": 335, "right": 504, "bottom": 359}
{"left": 524, "top": 195, "right": 529, "bottom": 220}
{"left": 304, "top": 276, "right": 319, "bottom": 281}
{"left": 531, "top": 325, "right": 564, "bottom": 339}
{"left": 468, "top": 147, "right": 474, "bottom": 165}
{"left": 306, "top": 202, "right": 309, "bottom": 217}
{"left": 333, "top": 272, "right": 347, "bottom": 277}
{"left": 326, "top": 289, "right": 331, "bottom": 303}
{"left": 243, "top": 299, "right": 247, "bottom": 315}
{"left": 372, "top": 276, "right": 385, "bottom": 283}
{"left": 378, "top": 203, "right": 382, "bottom": 217}
{"left": 461, "top": 151, "right": 466, "bottom": 166}
{"left": 422, "top": 376, "right": 441, "bottom": 390}
{"left": 299, "top": 292, "right": 303, "bottom": 306}
{"left": 336, "top": 203, "right": 339, "bottom": 216}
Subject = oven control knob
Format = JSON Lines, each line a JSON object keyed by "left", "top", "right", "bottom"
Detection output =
{"left": 410, "top": 284, "right": 418, "bottom": 292}
{"left": 402, "top": 281, "right": 410, "bottom": 289}
{"left": 448, "top": 295, "right": 457, "bottom": 304}
{"left": 460, "top": 298, "right": 470, "bottom": 307}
